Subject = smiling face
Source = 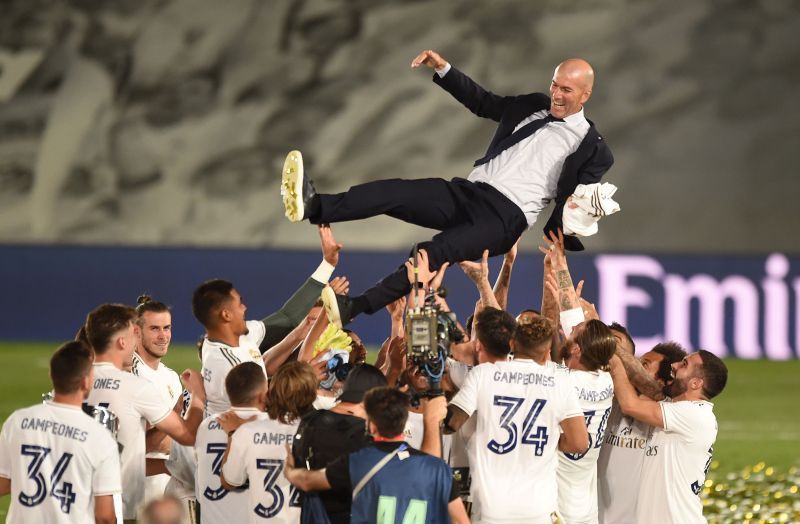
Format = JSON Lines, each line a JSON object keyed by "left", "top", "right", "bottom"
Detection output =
{"left": 666, "top": 353, "right": 704, "bottom": 398}
{"left": 140, "top": 310, "right": 172, "bottom": 360}
{"left": 549, "top": 59, "right": 594, "bottom": 119}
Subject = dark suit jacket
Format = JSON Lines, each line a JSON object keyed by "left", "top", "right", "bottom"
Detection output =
{"left": 433, "top": 66, "right": 613, "bottom": 251}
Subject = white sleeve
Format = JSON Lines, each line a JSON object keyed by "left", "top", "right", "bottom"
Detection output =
{"left": 134, "top": 379, "right": 173, "bottom": 425}
{"left": 660, "top": 401, "right": 703, "bottom": 438}
{"left": 310, "top": 259, "right": 335, "bottom": 284}
{"left": 435, "top": 63, "right": 451, "bottom": 77}
{"left": 559, "top": 307, "right": 586, "bottom": 336}
{"left": 0, "top": 415, "right": 14, "bottom": 478}
{"left": 558, "top": 373, "right": 584, "bottom": 421}
{"left": 245, "top": 320, "right": 267, "bottom": 347}
{"left": 220, "top": 430, "right": 249, "bottom": 488}
{"left": 447, "top": 358, "right": 470, "bottom": 389}
{"left": 450, "top": 365, "right": 482, "bottom": 417}
{"left": 92, "top": 433, "right": 123, "bottom": 496}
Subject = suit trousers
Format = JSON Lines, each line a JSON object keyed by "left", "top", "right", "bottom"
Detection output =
{"left": 311, "top": 177, "right": 527, "bottom": 313}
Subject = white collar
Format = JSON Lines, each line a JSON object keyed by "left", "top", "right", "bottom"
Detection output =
{"left": 562, "top": 106, "right": 587, "bottom": 126}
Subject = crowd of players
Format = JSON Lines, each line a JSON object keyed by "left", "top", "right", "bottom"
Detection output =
{"left": 0, "top": 225, "right": 728, "bottom": 524}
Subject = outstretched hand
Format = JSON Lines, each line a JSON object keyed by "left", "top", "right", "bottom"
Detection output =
{"left": 459, "top": 249, "right": 490, "bottom": 285}
{"left": 405, "top": 249, "right": 439, "bottom": 286}
{"left": 411, "top": 49, "right": 447, "bottom": 70}
{"left": 539, "top": 229, "right": 568, "bottom": 268}
{"left": 318, "top": 224, "right": 343, "bottom": 266}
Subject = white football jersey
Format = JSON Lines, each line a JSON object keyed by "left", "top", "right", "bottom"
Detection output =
{"left": 636, "top": 400, "right": 717, "bottom": 524}
{"left": 86, "top": 362, "right": 172, "bottom": 519}
{"left": 450, "top": 359, "right": 583, "bottom": 524}
{"left": 556, "top": 369, "right": 614, "bottom": 524}
{"left": 201, "top": 320, "right": 267, "bottom": 416}
{"left": 221, "top": 416, "right": 300, "bottom": 524}
{"left": 132, "top": 353, "right": 183, "bottom": 502}
{"left": 596, "top": 401, "right": 654, "bottom": 524}
{"left": 195, "top": 408, "right": 266, "bottom": 524}
{"left": 0, "top": 401, "right": 121, "bottom": 524}
{"left": 131, "top": 353, "right": 183, "bottom": 410}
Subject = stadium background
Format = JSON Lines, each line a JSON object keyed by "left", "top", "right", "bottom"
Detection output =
{"left": 1, "top": 0, "right": 798, "bottom": 521}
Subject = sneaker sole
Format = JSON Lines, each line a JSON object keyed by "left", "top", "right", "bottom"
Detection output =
{"left": 321, "top": 286, "right": 343, "bottom": 329}
{"left": 281, "top": 150, "right": 304, "bottom": 222}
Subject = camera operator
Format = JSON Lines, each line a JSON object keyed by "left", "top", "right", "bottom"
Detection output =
{"left": 291, "top": 364, "right": 387, "bottom": 524}
{"left": 285, "top": 387, "right": 470, "bottom": 524}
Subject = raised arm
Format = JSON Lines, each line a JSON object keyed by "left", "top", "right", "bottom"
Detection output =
{"left": 412, "top": 49, "right": 509, "bottom": 121}
{"left": 541, "top": 230, "right": 585, "bottom": 335}
{"left": 609, "top": 355, "right": 664, "bottom": 427}
{"left": 492, "top": 241, "right": 518, "bottom": 311}
{"left": 420, "top": 395, "right": 448, "bottom": 457}
{"left": 459, "top": 250, "right": 501, "bottom": 310}
{"left": 259, "top": 225, "right": 341, "bottom": 350}
{"left": 615, "top": 349, "right": 667, "bottom": 402}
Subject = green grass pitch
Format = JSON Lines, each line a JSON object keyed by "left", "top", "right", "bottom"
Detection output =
{"left": 1, "top": 342, "right": 798, "bottom": 520}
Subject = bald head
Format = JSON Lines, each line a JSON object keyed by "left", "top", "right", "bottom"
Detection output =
{"left": 549, "top": 58, "right": 595, "bottom": 119}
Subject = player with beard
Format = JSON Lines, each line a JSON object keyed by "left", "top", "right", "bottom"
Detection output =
{"left": 597, "top": 339, "right": 686, "bottom": 524}
{"left": 554, "top": 320, "right": 616, "bottom": 524}
{"left": 608, "top": 350, "right": 728, "bottom": 523}
{"left": 131, "top": 296, "right": 198, "bottom": 521}
{"left": 131, "top": 297, "right": 181, "bottom": 499}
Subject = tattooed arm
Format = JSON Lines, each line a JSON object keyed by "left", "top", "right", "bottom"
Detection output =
{"left": 615, "top": 344, "right": 666, "bottom": 401}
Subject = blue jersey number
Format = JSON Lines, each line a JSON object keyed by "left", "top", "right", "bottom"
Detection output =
{"left": 203, "top": 443, "right": 229, "bottom": 501}
{"left": 487, "top": 396, "right": 549, "bottom": 456}
{"left": 563, "top": 407, "right": 611, "bottom": 461}
{"left": 18, "top": 445, "right": 75, "bottom": 514}
{"left": 254, "top": 458, "right": 300, "bottom": 518}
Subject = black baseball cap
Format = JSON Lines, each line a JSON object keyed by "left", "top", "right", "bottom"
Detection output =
{"left": 337, "top": 364, "right": 388, "bottom": 404}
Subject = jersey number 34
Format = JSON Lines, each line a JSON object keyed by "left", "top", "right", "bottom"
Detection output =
{"left": 487, "top": 396, "right": 549, "bottom": 455}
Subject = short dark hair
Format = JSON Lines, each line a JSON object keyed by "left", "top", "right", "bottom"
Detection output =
{"left": 574, "top": 319, "right": 617, "bottom": 371}
{"left": 608, "top": 322, "right": 635, "bottom": 354}
{"left": 85, "top": 303, "right": 137, "bottom": 354}
{"left": 475, "top": 307, "right": 516, "bottom": 357}
{"left": 136, "top": 294, "right": 170, "bottom": 320}
{"left": 651, "top": 342, "right": 687, "bottom": 384}
{"left": 50, "top": 340, "right": 94, "bottom": 394}
{"left": 225, "top": 362, "right": 267, "bottom": 407}
{"left": 464, "top": 314, "right": 474, "bottom": 336}
{"left": 516, "top": 308, "right": 541, "bottom": 325}
{"left": 512, "top": 317, "right": 555, "bottom": 358}
{"left": 364, "top": 387, "right": 409, "bottom": 438}
{"left": 696, "top": 350, "right": 728, "bottom": 399}
{"left": 192, "top": 279, "right": 234, "bottom": 327}
{"left": 268, "top": 361, "right": 318, "bottom": 424}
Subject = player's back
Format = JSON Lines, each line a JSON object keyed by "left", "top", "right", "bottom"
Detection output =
{"left": 195, "top": 409, "right": 266, "bottom": 524}
{"left": 557, "top": 369, "right": 614, "bottom": 524}
{"left": 451, "top": 359, "right": 582, "bottom": 524}
{"left": 87, "top": 362, "right": 172, "bottom": 519}
{"left": 0, "top": 401, "right": 121, "bottom": 524}
{"left": 222, "top": 415, "right": 299, "bottom": 524}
